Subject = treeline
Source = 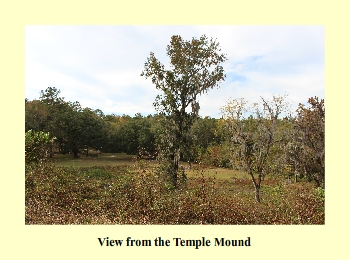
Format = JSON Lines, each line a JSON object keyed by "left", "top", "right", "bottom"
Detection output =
{"left": 25, "top": 87, "right": 325, "bottom": 188}
{"left": 26, "top": 87, "right": 154, "bottom": 156}
{"left": 25, "top": 87, "right": 228, "bottom": 159}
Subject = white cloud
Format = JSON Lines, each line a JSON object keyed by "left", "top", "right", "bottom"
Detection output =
{"left": 25, "top": 25, "right": 324, "bottom": 118}
{"left": 25, "top": 60, "right": 87, "bottom": 98}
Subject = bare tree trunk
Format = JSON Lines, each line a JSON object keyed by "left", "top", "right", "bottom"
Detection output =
{"left": 172, "top": 149, "right": 180, "bottom": 187}
{"left": 73, "top": 148, "right": 79, "bottom": 158}
{"left": 254, "top": 185, "right": 261, "bottom": 203}
{"left": 250, "top": 171, "right": 262, "bottom": 203}
{"left": 49, "top": 145, "right": 53, "bottom": 158}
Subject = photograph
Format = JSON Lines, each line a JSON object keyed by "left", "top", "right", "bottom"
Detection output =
{"left": 25, "top": 25, "right": 325, "bottom": 225}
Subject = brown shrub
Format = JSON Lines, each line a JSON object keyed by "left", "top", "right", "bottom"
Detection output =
{"left": 25, "top": 164, "right": 324, "bottom": 225}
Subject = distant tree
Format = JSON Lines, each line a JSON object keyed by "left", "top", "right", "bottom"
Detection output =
{"left": 102, "top": 114, "right": 156, "bottom": 155}
{"left": 102, "top": 114, "right": 121, "bottom": 152}
{"left": 27, "top": 87, "right": 109, "bottom": 158}
{"left": 25, "top": 99, "right": 49, "bottom": 132}
{"left": 38, "top": 87, "right": 69, "bottom": 156}
{"left": 134, "top": 114, "right": 156, "bottom": 153}
{"left": 63, "top": 101, "right": 84, "bottom": 158}
{"left": 189, "top": 117, "right": 227, "bottom": 165}
{"left": 191, "top": 117, "right": 219, "bottom": 151}
{"left": 221, "top": 95, "right": 290, "bottom": 202}
{"left": 141, "top": 35, "right": 227, "bottom": 187}
{"left": 79, "top": 107, "right": 106, "bottom": 155}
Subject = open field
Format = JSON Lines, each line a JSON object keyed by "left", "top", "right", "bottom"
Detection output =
{"left": 52, "top": 153, "right": 247, "bottom": 179}
{"left": 53, "top": 153, "right": 136, "bottom": 167}
{"left": 25, "top": 154, "right": 325, "bottom": 225}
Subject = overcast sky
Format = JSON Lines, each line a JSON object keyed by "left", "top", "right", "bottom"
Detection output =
{"left": 25, "top": 25, "right": 324, "bottom": 118}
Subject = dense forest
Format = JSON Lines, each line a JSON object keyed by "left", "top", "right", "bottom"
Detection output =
{"left": 25, "top": 87, "right": 228, "bottom": 160}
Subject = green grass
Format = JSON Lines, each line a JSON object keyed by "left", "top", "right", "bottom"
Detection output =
{"left": 52, "top": 153, "right": 246, "bottom": 180}
{"left": 186, "top": 165, "right": 247, "bottom": 179}
{"left": 52, "top": 153, "right": 135, "bottom": 167}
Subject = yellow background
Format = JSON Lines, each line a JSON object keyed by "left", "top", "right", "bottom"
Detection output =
{"left": 0, "top": 0, "right": 346, "bottom": 259}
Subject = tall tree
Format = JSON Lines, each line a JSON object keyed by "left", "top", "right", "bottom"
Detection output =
{"left": 38, "top": 87, "right": 68, "bottom": 157}
{"left": 141, "top": 35, "right": 227, "bottom": 186}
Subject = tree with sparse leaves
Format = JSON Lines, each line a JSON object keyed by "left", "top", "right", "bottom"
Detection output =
{"left": 221, "top": 95, "right": 290, "bottom": 202}
{"left": 141, "top": 35, "right": 227, "bottom": 187}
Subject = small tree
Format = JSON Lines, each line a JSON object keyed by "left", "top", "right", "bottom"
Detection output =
{"left": 141, "top": 35, "right": 227, "bottom": 187}
{"left": 221, "top": 95, "right": 290, "bottom": 202}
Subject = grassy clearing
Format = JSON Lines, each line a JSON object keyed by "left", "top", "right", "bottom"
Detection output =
{"left": 53, "top": 153, "right": 135, "bottom": 167}
{"left": 186, "top": 166, "right": 247, "bottom": 179}
{"left": 53, "top": 153, "right": 246, "bottom": 179}
{"left": 25, "top": 155, "right": 325, "bottom": 224}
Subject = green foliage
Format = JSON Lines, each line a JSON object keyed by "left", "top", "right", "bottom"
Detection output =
{"left": 26, "top": 90, "right": 159, "bottom": 156}
{"left": 26, "top": 87, "right": 109, "bottom": 157}
{"left": 25, "top": 99, "right": 48, "bottom": 132}
{"left": 314, "top": 187, "right": 325, "bottom": 203}
{"left": 79, "top": 107, "right": 106, "bottom": 153}
{"left": 198, "top": 144, "right": 231, "bottom": 167}
{"left": 25, "top": 130, "right": 56, "bottom": 164}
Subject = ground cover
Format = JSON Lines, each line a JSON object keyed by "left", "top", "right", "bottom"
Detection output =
{"left": 25, "top": 154, "right": 325, "bottom": 225}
